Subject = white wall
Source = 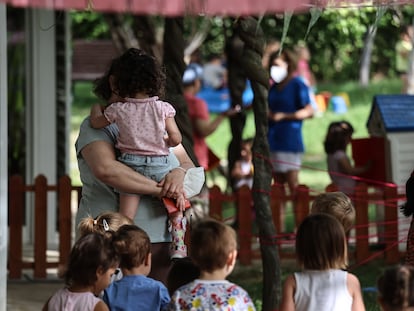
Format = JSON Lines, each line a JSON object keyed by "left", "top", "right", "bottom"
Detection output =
{"left": 25, "top": 9, "right": 57, "bottom": 245}
{"left": 387, "top": 132, "right": 414, "bottom": 252}
{"left": 0, "top": 4, "right": 8, "bottom": 311}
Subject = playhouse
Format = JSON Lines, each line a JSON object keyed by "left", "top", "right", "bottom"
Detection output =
{"left": 353, "top": 94, "right": 414, "bottom": 251}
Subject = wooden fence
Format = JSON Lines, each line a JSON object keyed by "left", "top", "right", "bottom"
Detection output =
{"left": 7, "top": 174, "right": 405, "bottom": 279}
{"left": 8, "top": 174, "right": 81, "bottom": 279}
{"left": 210, "top": 182, "right": 404, "bottom": 266}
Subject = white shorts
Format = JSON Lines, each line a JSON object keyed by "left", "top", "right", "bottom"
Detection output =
{"left": 270, "top": 152, "right": 303, "bottom": 173}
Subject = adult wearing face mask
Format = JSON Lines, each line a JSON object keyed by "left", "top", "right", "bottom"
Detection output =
{"left": 267, "top": 49, "right": 314, "bottom": 232}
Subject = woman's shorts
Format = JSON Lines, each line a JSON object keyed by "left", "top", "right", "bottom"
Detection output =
{"left": 270, "top": 152, "right": 303, "bottom": 173}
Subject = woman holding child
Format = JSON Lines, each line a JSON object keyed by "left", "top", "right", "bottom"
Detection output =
{"left": 75, "top": 49, "right": 197, "bottom": 283}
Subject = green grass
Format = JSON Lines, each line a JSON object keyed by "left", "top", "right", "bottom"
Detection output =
{"left": 71, "top": 78, "right": 403, "bottom": 310}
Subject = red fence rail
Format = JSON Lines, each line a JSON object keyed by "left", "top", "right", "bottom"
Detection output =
{"left": 210, "top": 183, "right": 405, "bottom": 266}
{"left": 8, "top": 174, "right": 81, "bottom": 279}
{"left": 7, "top": 174, "right": 406, "bottom": 279}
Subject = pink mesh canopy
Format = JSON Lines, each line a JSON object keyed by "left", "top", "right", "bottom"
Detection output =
{"left": 2, "top": 0, "right": 412, "bottom": 15}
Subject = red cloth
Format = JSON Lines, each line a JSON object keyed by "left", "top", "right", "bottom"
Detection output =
{"left": 184, "top": 94, "right": 210, "bottom": 170}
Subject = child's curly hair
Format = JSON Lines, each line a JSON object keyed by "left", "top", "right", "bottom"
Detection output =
{"left": 93, "top": 48, "right": 166, "bottom": 101}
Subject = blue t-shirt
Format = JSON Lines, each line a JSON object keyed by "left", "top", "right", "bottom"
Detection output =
{"left": 267, "top": 77, "right": 310, "bottom": 153}
{"left": 104, "top": 274, "right": 170, "bottom": 311}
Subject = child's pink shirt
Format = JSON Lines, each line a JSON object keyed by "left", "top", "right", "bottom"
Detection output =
{"left": 104, "top": 96, "right": 176, "bottom": 156}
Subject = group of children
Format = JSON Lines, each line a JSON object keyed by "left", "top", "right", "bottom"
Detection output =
{"left": 42, "top": 189, "right": 414, "bottom": 311}
{"left": 45, "top": 45, "right": 411, "bottom": 310}
{"left": 42, "top": 215, "right": 256, "bottom": 311}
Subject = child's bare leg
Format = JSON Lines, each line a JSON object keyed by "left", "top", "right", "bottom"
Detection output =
{"left": 119, "top": 194, "right": 140, "bottom": 220}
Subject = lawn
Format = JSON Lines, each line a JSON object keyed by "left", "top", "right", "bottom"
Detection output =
{"left": 71, "top": 77, "right": 403, "bottom": 311}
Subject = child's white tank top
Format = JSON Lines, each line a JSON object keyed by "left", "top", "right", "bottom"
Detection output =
{"left": 47, "top": 287, "right": 102, "bottom": 311}
{"left": 294, "top": 269, "right": 352, "bottom": 311}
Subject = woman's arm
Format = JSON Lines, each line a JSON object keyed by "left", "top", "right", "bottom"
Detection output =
{"left": 268, "top": 104, "right": 314, "bottom": 122}
{"left": 159, "top": 144, "right": 196, "bottom": 198}
{"left": 81, "top": 140, "right": 162, "bottom": 196}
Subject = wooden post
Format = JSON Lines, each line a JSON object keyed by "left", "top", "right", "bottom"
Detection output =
{"left": 237, "top": 186, "right": 252, "bottom": 265}
{"left": 384, "top": 185, "right": 400, "bottom": 264}
{"left": 325, "top": 183, "right": 339, "bottom": 192}
{"left": 34, "top": 175, "right": 47, "bottom": 278}
{"left": 355, "top": 183, "right": 369, "bottom": 264}
{"left": 295, "top": 185, "right": 310, "bottom": 228}
{"left": 58, "top": 175, "right": 72, "bottom": 267}
{"left": 209, "top": 185, "right": 223, "bottom": 221}
{"left": 8, "top": 175, "right": 24, "bottom": 279}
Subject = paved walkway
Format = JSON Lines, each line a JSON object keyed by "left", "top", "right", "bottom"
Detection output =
{"left": 7, "top": 280, "right": 63, "bottom": 310}
{"left": 7, "top": 271, "right": 64, "bottom": 311}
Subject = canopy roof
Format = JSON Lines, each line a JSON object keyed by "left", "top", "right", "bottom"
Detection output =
{"left": 2, "top": 0, "right": 413, "bottom": 16}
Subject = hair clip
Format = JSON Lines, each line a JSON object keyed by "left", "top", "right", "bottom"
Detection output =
{"left": 93, "top": 219, "right": 97, "bottom": 225}
{"left": 103, "top": 219, "right": 110, "bottom": 231}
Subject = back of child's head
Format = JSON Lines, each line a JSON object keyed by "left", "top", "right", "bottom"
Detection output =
{"left": 377, "top": 265, "right": 414, "bottom": 311}
{"left": 113, "top": 48, "right": 165, "bottom": 98}
{"left": 167, "top": 257, "right": 200, "bottom": 295}
{"left": 296, "top": 213, "right": 347, "bottom": 270}
{"left": 311, "top": 192, "right": 355, "bottom": 234}
{"left": 65, "top": 232, "right": 119, "bottom": 287}
{"left": 77, "top": 212, "right": 134, "bottom": 237}
{"left": 190, "top": 218, "right": 237, "bottom": 273}
{"left": 113, "top": 224, "right": 151, "bottom": 270}
{"left": 324, "top": 120, "right": 354, "bottom": 154}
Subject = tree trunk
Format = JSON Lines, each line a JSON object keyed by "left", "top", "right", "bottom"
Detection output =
{"left": 226, "top": 32, "right": 247, "bottom": 190}
{"left": 236, "top": 17, "right": 280, "bottom": 311}
{"left": 162, "top": 18, "right": 197, "bottom": 164}
{"left": 132, "top": 15, "right": 163, "bottom": 60}
{"left": 359, "top": 25, "right": 377, "bottom": 87}
{"left": 104, "top": 14, "right": 139, "bottom": 53}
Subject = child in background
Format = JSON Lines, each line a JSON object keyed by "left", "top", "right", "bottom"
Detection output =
{"left": 168, "top": 219, "right": 256, "bottom": 311}
{"left": 231, "top": 138, "right": 254, "bottom": 190}
{"left": 43, "top": 232, "right": 119, "bottom": 311}
{"left": 90, "top": 48, "right": 188, "bottom": 259}
{"left": 311, "top": 191, "right": 356, "bottom": 236}
{"left": 293, "top": 42, "right": 319, "bottom": 114}
{"left": 324, "top": 121, "right": 371, "bottom": 197}
{"left": 103, "top": 224, "right": 170, "bottom": 311}
{"left": 279, "top": 213, "right": 365, "bottom": 311}
{"left": 377, "top": 265, "right": 414, "bottom": 311}
{"left": 77, "top": 211, "right": 133, "bottom": 237}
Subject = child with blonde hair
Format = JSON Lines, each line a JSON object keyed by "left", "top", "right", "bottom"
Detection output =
{"left": 43, "top": 232, "right": 119, "bottom": 311}
{"left": 77, "top": 211, "right": 134, "bottom": 237}
{"left": 279, "top": 213, "right": 365, "bottom": 311}
{"left": 168, "top": 218, "right": 256, "bottom": 310}
{"left": 103, "top": 224, "right": 170, "bottom": 310}
{"left": 377, "top": 265, "right": 414, "bottom": 311}
{"left": 311, "top": 191, "right": 356, "bottom": 235}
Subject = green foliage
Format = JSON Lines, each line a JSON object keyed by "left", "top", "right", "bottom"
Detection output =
{"left": 70, "top": 11, "right": 110, "bottom": 39}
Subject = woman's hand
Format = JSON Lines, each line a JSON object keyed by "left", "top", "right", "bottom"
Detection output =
{"left": 158, "top": 167, "right": 186, "bottom": 199}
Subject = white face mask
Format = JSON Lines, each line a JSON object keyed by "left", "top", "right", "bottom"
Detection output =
{"left": 270, "top": 65, "right": 288, "bottom": 83}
